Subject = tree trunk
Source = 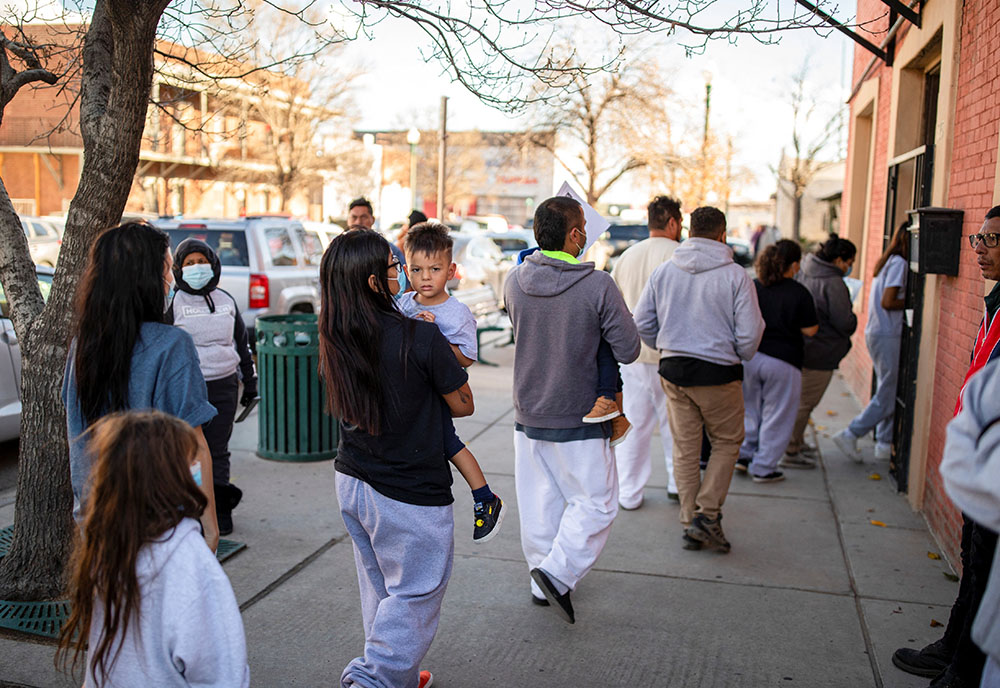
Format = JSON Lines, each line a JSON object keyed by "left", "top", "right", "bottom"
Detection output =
{"left": 792, "top": 192, "right": 803, "bottom": 243}
{"left": 0, "top": 0, "right": 170, "bottom": 600}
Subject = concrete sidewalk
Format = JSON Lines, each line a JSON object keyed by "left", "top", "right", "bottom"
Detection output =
{"left": 0, "top": 346, "right": 960, "bottom": 687}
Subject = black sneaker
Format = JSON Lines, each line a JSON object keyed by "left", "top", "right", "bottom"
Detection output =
{"left": 892, "top": 638, "right": 951, "bottom": 678}
{"left": 473, "top": 495, "right": 504, "bottom": 543}
{"left": 686, "top": 513, "right": 731, "bottom": 552}
{"left": 530, "top": 568, "right": 574, "bottom": 624}
{"left": 929, "top": 669, "right": 972, "bottom": 688}
{"left": 682, "top": 533, "right": 702, "bottom": 550}
{"left": 751, "top": 471, "right": 785, "bottom": 484}
{"left": 217, "top": 510, "right": 234, "bottom": 537}
{"left": 734, "top": 458, "right": 750, "bottom": 474}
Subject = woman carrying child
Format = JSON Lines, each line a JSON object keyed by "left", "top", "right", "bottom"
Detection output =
{"left": 57, "top": 411, "right": 250, "bottom": 687}
{"left": 63, "top": 221, "right": 219, "bottom": 548}
{"left": 318, "top": 230, "right": 475, "bottom": 688}
{"left": 167, "top": 237, "right": 258, "bottom": 535}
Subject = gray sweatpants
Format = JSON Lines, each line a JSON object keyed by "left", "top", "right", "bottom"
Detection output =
{"left": 337, "top": 472, "right": 454, "bottom": 688}
{"left": 740, "top": 352, "right": 802, "bottom": 476}
{"left": 848, "top": 334, "right": 901, "bottom": 443}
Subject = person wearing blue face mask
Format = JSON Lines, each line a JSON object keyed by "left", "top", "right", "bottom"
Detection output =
{"left": 167, "top": 238, "right": 257, "bottom": 536}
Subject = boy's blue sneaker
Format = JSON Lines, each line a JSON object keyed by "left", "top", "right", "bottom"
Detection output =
{"left": 473, "top": 494, "right": 504, "bottom": 543}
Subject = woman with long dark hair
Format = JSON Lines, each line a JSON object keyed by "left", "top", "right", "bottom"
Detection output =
{"left": 834, "top": 221, "right": 909, "bottom": 462}
{"left": 784, "top": 234, "right": 858, "bottom": 467}
{"left": 738, "top": 240, "right": 818, "bottom": 482}
{"left": 318, "top": 230, "right": 473, "bottom": 688}
{"left": 63, "top": 222, "right": 219, "bottom": 548}
{"left": 57, "top": 411, "right": 248, "bottom": 686}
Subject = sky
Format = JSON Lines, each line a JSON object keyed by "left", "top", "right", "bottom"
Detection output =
{"left": 340, "top": 4, "right": 855, "bottom": 203}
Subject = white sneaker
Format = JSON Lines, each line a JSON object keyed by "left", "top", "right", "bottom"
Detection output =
{"left": 874, "top": 442, "right": 892, "bottom": 460}
{"left": 833, "top": 429, "right": 863, "bottom": 463}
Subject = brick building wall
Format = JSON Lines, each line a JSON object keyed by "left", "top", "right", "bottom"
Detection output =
{"left": 840, "top": 0, "right": 1000, "bottom": 565}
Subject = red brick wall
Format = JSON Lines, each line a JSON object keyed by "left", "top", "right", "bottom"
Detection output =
{"left": 841, "top": 0, "right": 1000, "bottom": 566}
{"left": 922, "top": 0, "right": 1000, "bottom": 564}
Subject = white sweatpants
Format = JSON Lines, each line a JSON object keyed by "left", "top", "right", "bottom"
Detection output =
{"left": 514, "top": 431, "right": 618, "bottom": 594}
{"left": 615, "top": 361, "right": 676, "bottom": 507}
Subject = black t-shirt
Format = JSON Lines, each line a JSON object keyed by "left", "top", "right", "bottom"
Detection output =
{"left": 335, "top": 313, "right": 468, "bottom": 506}
{"left": 755, "top": 278, "right": 819, "bottom": 369}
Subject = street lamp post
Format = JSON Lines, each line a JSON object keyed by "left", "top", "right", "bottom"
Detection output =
{"left": 699, "top": 71, "right": 713, "bottom": 207}
{"left": 407, "top": 127, "right": 420, "bottom": 212}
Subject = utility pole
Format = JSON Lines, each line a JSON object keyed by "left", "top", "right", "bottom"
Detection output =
{"left": 699, "top": 71, "right": 713, "bottom": 207}
{"left": 437, "top": 96, "right": 448, "bottom": 221}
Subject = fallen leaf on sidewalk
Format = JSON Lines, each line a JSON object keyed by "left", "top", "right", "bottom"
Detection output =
{"left": 943, "top": 571, "right": 959, "bottom": 582}
{"left": 927, "top": 552, "right": 941, "bottom": 560}
{"left": 870, "top": 519, "right": 887, "bottom": 527}
{"left": 815, "top": 425, "right": 827, "bottom": 431}
{"left": 826, "top": 410, "right": 838, "bottom": 416}
{"left": 869, "top": 473, "right": 882, "bottom": 480}
{"left": 930, "top": 619, "right": 944, "bottom": 627}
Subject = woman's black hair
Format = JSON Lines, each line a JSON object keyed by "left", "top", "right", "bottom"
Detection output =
{"left": 317, "top": 230, "right": 411, "bottom": 435}
{"left": 74, "top": 222, "right": 171, "bottom": 425}
{"left": 755, "top": 239, "right": 802, "bottom": 287}
{"left": 816, "top": 233, "right": 857, "bottom": 263}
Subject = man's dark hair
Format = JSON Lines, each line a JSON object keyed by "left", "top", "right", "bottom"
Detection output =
{"left": 408, "top": 209, "right": 428, "bottom": 226}
{"left": 404, "top": 222, "right": 453, "bottom": 260}
{"left": 986, "top": 206, "right": 1000, "bottom": 220}
{"left": 349, "top": 197, "right": 373, "bottom": 214}
{"left": 533, "top": 196, "right": 582, "bottom": 251}
{"left": 648, "top": 196, "right": 682, "bottom": 231}
{"left": 689, "top": 206, "right": 726, "bottom": 238}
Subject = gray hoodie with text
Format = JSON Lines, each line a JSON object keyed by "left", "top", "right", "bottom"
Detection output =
{"left": 504, "top": 252, "right": 640, "bottom": 429}
{"left": 634, "top": 237, "right": 764, "bottom": 367}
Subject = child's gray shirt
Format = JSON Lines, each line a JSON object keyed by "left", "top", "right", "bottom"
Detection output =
{"left": 398, "top": 292, "right": 478, "bottom": 361}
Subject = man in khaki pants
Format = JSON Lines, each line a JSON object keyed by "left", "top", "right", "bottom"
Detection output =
{"left": 633, "top": 207, "right": 764, "bottom": 552}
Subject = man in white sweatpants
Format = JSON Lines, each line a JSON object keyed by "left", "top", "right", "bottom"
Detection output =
{"left": 505, "top": 196, "right": 640, "bottom": 624}
{"left": 611, "top": 196, "right": 683, "bottom": 508}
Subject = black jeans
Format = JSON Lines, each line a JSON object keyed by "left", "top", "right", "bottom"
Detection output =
{"left": 942, "top": 513, "right": 998, "bottom": 681}
{"left": 204, "top": 373, "right": 239, "bottom": 487}
{"left": 596, "top": 338, "right": 623, "bottom": 399}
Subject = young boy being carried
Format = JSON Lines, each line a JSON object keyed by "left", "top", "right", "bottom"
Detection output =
{"left": 400, "top": 222, "right": 504, "bottom": 542}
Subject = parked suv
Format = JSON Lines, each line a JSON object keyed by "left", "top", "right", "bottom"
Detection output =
{"left": 154, "top": 216, "right": 323, "bottom": 341}
{"left": 19, "top": 215, "right": 63, "bottom": 267}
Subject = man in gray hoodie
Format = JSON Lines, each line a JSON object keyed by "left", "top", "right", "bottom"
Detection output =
{"left": 504, "top": 195, "right": 640, "bottom": 623}
{"left": 634, "top": 206, "right": 764, "bottom": 552}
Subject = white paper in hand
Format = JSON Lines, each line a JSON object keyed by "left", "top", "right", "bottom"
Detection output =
{"left": 556, "top": 182, "right": 610, "bottom": 258}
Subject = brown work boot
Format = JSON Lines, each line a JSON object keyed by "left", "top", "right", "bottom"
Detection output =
{"left": 583, "top": 396, "right": 620, "bottom": 423}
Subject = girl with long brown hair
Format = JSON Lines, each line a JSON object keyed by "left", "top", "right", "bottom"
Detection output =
{"left": 738, "top": 240, "right": 818, "bottom": 482}
{"left": 834, "top": 220, "right": 909, "bottom": 462}
{"left": 56, "top": 411, "right": 249, "bottom": 687}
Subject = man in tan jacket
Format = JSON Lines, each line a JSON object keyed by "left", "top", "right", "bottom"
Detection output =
{"left": 610, "top": 196, "right": 683, "bottom": 510}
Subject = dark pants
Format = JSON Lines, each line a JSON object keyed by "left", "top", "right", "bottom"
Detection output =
{"left": 205, "top": 373, "right": 239, "bottom": 487}
{"left": 942, "top": 514, "right": 999, "bottom": 681}
{"left": 596, "top": 338, "right": 623, "bottom": 399}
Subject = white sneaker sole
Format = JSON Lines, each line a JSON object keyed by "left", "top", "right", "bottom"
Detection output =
{"left": 833, "top": 433, "right": 863, "bottom": 463}
{"left": 583, "top": 410, "right": 621, "bottom": 423}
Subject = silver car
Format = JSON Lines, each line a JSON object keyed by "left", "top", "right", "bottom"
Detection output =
{"left": 19, "top": 216, "right": 63, "bottom": 267}
{"left": 0, "top": 266, "right": 53, "bottom": 441}
{"left": 155, "top": 216, "right": 323, "bottom": 340}
{"left": 447, "top": 233, "right": 513, "bottom": 308}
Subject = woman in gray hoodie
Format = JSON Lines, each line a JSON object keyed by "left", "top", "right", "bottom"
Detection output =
{"left": 783, "top": 235, "right": 858, "bottom": 467}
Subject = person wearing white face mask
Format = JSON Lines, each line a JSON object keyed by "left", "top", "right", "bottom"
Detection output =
{"left": 167, "top": 238, "right": 257, "bottom": 536}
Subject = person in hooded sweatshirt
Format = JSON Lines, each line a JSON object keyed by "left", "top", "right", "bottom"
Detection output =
{"left": 634, "top": 206, "right": 765, "bottom": 553}
{"left": 782, "top": 234, "right": 858, "bottom": 467}
{"left": 167, "top": 238, "right": 257, "bottom": 536}
{"left": 504, "top": 195, "right": 640, "bottom": 624}
{"left": 57, "top": 411, "right": 250, "bottom": 688}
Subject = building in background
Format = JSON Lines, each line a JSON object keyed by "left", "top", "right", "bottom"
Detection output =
{"left": 356, "top": 129, "right": 555, "bottom": 228}
{"left": 0, "top": 24, "right": 349, "bottom": 221}
{"left": 774, "top": 159, "right": 845, "bottom": 244}
{"left": 837, "top": 0, "right": 998, "bottom": 565}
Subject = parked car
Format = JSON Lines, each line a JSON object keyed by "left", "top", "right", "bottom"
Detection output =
{"left": 0, "top": 266, "right": 53, "bottom": 441}
{"left": 483, "top": 229, "right": 537, "bottom": 261}
{"left": 446, "top": 233, "right": 513, "bottom": 307}
{"left": 19, "top": 216, "right": 63, "bottom": 267}
{"left": 728, "top": 237, "right": 754, "bottom": 268}
{"left": 300, "top": 220, "right": 343, "bottom": 251}
{"left": 458, "top": 214, "right": 509, "bottom": 233}
{"left": 154, "top": 216, "right": 323, "bottom": 341}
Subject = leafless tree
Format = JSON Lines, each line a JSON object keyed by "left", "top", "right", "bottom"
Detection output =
{"left": 0, "top": 0, "right": 874, "bottom": 601}
{"left": 777, "top": 61, "right": 844, "bottom": 241}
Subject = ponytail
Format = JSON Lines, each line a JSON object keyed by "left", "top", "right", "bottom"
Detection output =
{"left": 816, "top": 233, "right": 857, "bottom": 263}
{"left": 756, "top": 239, "right": 802, "bottom": 286}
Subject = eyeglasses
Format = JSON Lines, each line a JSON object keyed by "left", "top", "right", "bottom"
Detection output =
{"left": 969, "top": 233, "right": 1000, "bottom": 249}
{"left": 388, "top": 259, "right": 402, "bottom": 272}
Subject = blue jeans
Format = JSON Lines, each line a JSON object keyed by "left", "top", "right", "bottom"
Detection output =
{"left": 337, "top": 473, "right": 454, "bottom": 688}
{"left": 596, "top": 338, "right": 623, "bottom": 399}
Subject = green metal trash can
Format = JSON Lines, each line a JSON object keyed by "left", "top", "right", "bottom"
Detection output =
{"left": 256, "top": 314, "right": 338, "bottom": 462}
